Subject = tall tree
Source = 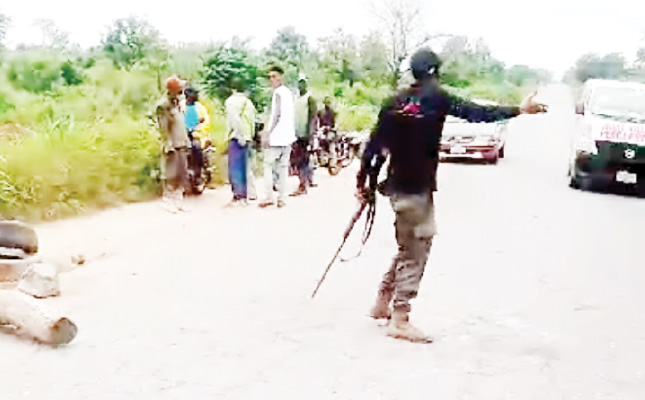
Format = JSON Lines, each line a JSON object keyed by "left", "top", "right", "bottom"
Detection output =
{"left": 265, "top": 26, "right": 309, "bottom": 74}
{"left": 0, "top": 11, "right": 10, "bottom": 49}
{"left": 637, "top": 47, "right": 645, "bottom": 66}
{"left": 201, "top": 38, "right": 266, "bottom": 109}
{"left": 35, "top": 19, "right": 70, "bottom": 50}
{"left": 598, "top": 53, "right": 625, "bottom": 79}
{"left": 359, "top": 31, "right": 389, "bottom": 83}
{"left": 371, "top": 0, "right": 449, "bottom": 87}
{"left": 102, "top": 16, "right": 166, "bottom": 70}
{"left": 318, "top": 28, "right": 358, "bottom": 85}
{"left": 572, "top": 52, "right": 626, "bottom": 82}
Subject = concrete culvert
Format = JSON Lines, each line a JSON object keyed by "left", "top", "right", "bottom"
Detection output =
{"left": 0, "top": 221, "right": 38, "bottom": 256}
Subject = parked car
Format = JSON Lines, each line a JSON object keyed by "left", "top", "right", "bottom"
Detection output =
{"left": 439, "top": 99, "right": 509, "bottom": 164}
{"left": 569, "top": 79, "right": 645, "bottom": 195}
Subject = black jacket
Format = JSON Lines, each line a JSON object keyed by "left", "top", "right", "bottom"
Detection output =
{"left": 357, "top": 81, "right": 521, "bottom": 195}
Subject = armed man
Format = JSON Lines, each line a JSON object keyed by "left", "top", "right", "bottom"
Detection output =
{"left": 356, "top": 48, "right": 546, "bottom": 343}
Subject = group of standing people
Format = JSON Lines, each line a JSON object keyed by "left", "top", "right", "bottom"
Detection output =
{"left": 156, "top": 66, "right": 337, "bottom": 213}
{"left": 224, "top": 66, "right": 337, "bottom": 208}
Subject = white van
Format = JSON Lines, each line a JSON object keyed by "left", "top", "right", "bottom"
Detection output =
{"left": 569, "top": 79, "right": 645, "bottom": 194}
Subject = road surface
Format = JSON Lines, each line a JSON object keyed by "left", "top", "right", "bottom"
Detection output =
{"left": 2, "top": 84, "right": 644, "bottom": 399}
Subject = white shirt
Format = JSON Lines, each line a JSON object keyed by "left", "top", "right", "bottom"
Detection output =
{"left": 269, "top": 85, "right": 296, "bottom": 147}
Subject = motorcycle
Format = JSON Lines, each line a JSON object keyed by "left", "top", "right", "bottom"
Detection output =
{"left": 311, "top": 127, "right": 356, "bottom": 176}
{"left": 186, "top": 133, "right": 215, "bottom": 195}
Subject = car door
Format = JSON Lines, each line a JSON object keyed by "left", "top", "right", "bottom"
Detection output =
{"left": 572, "top": 84, "right": 593, "bottom": 157}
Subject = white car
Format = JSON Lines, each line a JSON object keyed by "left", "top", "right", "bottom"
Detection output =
{"left": 569, "top": 79, "right": 645, "bottom": 195}
{"left": 439, "top": 99, "right": 509, "bottom": 164}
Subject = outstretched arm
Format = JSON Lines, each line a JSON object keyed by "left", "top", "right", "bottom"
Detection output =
{"left": 447, "top": 91, "right": 546, "bottom": 122}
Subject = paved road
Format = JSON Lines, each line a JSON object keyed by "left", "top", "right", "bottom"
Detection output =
{"left": 2, "top": 84, "right": 644, "bottom": 399}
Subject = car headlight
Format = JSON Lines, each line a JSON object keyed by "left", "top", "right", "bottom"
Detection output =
{"left": 576, "top": 137, "right": 598, "bottom": 155}
{"left": 473, "top": 135, "right": 498, "bottom": 145}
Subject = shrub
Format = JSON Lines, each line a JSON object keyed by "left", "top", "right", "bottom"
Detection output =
{"left": 0, "top": 116, "right": 160, "bottom": 220}
{"left": 60, "top": 60, "right": 84, "bottom": 86}
{"left": 7, "top": 57, "right": 62, "bottom": 93}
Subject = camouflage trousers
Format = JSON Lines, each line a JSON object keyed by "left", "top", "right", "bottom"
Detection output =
{"left": 163, "top": 148, "right": 188, "bottom": 192}
{"left": 378, "top": 192, "right": 437, "bottom": 313}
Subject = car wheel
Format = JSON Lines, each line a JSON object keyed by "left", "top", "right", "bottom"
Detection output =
{"left": 571, "top": 169, "right": 595, "bottom": 191}
{"left": 568, "top": 173, "right": 579, "bottom": 189}
{"left": 637, "top": 180, "right": 645, "bottom": 198}
{"left": 498, "top": 146, "right": 505, "bottom": 158}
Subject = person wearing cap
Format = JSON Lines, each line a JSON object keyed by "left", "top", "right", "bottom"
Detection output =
{"left": 290, "top": 76, "right": 318, "bottom": 196}
{"left": 157, "top": 75, "right": 190, "bottom": 212}
{"left": 356, "top": 48, "right": 547, "bottom": 343}
{"left": 259, "top": 66, "right": 296, "bottom": 208}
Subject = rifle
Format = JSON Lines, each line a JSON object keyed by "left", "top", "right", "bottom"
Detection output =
{"left": 311, "top": 200, "right": 369, "bottom": 298}
{"left": 310, "top": 154, "right": 383, "bottom": 299}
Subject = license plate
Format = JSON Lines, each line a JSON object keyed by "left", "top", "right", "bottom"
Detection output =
{"left": 451, "top": 146, "right": 467, "bottom": 155}
{"left": 616, "top": 170, "right": 637, "bottom": 184}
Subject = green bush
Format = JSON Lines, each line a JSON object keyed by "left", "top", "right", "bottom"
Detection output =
{"left": 0, "top": 92, "right": 14, "bottom": 115}
{"left": 7, "top": 57, "right": 62, "bottom": 93}
{"left": 0, "top": 117, "right": 160, "bottom": 220}
{"left": 336, "top": 101, "right": 379, "bottom": 132}
{"left": 201, "top": 43, "right": 262, "bottom": 107}
{"left": 60, "top": 60, "right": 84, "bottom": 86}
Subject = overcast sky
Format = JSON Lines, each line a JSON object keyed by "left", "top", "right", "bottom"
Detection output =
{"left": 2, "top": 0, "right": 644, "bottom": 77}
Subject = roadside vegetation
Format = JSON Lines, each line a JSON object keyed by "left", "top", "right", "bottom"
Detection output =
{"left": 564, "top": 49, "right": 645, "bottom": 86}
{"left": 0, "top": 6, "right": 550, "bottom": 221}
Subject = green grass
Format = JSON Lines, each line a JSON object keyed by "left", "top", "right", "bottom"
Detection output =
{"left": 0, "top": 116, "right": 161, "bottom": 220}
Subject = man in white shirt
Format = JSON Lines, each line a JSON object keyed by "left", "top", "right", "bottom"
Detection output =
{"left": 259, "top": 66, "right": 296, "bottom": 208}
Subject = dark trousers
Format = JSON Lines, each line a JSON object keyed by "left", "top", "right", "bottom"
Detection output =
{"left": 190, "top": 139, "right": 204, "bottom": 172}
{"left": 293, "top": 138, "right": 312, "bottom": 189}
{"left": 228, "top": 139, "right": 248, "bottom": 200}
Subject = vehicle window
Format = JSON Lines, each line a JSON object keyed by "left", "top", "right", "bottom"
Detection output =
{"left": 590, "top": 86, "right": 645, "bottom": 121}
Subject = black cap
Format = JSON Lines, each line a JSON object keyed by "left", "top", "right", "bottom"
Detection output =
{"left": 184, "top": 86, "right": 198, "bottom": 98}
{"left": 410, "top": 48, "right": 442, "bottom": 79}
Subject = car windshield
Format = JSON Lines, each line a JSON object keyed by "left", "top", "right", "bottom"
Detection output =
{"left": 590, "top": 86, "right": 645, "bottom": 122}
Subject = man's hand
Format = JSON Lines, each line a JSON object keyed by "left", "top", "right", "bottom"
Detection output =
{"left": 261, "top": 130, "right": 271, "bottom": 149}
{"left": 520, "top": 91, "right": 548, "bottom": 114}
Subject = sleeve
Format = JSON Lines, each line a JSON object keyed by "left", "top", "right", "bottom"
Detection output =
{"left": 447, "top": 92, "right": 520, "bottom": 123}
{"left": 156, "top": 104, "right": 169, "bottom": 143}
{"left": 244, "top": 99, "right": 257, "bottom": 141}
{"left": 269, "top": 92, "right": 282, "bottom": 131}
{"left": 198, "top": 103, "right": 210, "bottom": 126}
{"left": 225, "top": 98, "right": 242, "bottom": 139}
{"left": 308, "top": 96, "right": 318, "bottom": 134}
{"left": 356, "top": 97, "right": 393, "bottom": 189}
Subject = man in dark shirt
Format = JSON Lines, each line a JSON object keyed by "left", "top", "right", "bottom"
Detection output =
{"left": 319, "top": 97, "right": 336, "bottom": 131}
{"left": 356, "top": 48, "right": 546, "bottom": 343}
